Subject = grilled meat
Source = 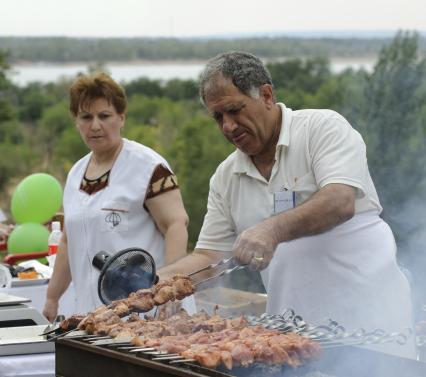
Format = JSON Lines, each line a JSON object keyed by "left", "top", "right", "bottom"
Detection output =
{"left": 56, "top": 274, "right": 320, "bottom": 371}
{"left": 135, "top": 326, "right": 321, "bottom": 370}
{"left": 88, "top": 309, "right": 248, "bottom": 338}
{"left": 59, "top": 275, "right": 195, "bottom": 332}
{"left": 59, "top": 315, "right": 85, "bottom": 331}
{"left": 108, "top": 274, "right": 194, "bottom": 316}
{"left": 77, "top": 306, "right": 121, "bottom": 333}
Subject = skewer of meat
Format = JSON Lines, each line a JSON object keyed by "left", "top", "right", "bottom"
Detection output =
{"left": 60, "top": 274, "right": 195, "bottom": 331}
{"left": 133, "top": 326, "right": 321, "bottom": 370}
{"left": 58, "top": 307, "right": 320, "bottom": 370}
{"left": 84, "top": 308, "right": 249, "bottom": 339}
{"left": 108, "top": 274, "right": 194, "bottom": 316}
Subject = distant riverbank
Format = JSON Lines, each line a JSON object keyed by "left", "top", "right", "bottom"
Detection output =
{"left": 7, "top": 57, "right": 376, "bottom": 87}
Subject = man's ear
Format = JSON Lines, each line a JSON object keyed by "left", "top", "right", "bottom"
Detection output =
{"left": 259, "top": 84, "right": 275, "bottom": 109}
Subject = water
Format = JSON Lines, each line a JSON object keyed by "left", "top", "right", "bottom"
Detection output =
{"left": 7, "top": 59, "right": 375, "bottom": 87}
{"left": 7, "top": 62, "right": 205, "bottom": 86}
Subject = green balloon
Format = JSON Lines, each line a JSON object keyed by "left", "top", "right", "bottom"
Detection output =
{"left": 7, "top": 223, "right": 50, "bottom": 254}
{"left": 11, "top": 173, "right": 63, "bottom": 224}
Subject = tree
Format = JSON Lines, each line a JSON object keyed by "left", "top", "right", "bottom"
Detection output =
{"left": 267, "top": 57, "right": 331, "bottom": 94}
{"left": 359, "top": 31, "right": 426, "bottom": 227}
{"left": 163, "top": 79, "right": 198, "bottom": 101}
{"left": 124, "top": 78, "right": 163, "bottom": 98}
{"left": 357, "top": 31, "right": 426, "bottom": 309}
{"left": 17, "top": 82, "right": 55, "bottom": 122}
{"left": 0, "top": 50, "right": 15, "bottom": 123}
{"left": 36, "top": 101, "right": 74, "bottom": 169}
{"left": 170, "top": 115, "right": 234, "bottom": 247}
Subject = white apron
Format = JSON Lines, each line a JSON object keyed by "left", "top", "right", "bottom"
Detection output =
{"left": 64, "top": 139, "right": 195, "bottom": 315}
{"left": 262, "top": 211, "right": 415, "bottom": 358}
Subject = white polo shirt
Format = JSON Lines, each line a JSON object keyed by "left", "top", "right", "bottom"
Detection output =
{"left": 196, "top": 104, "right": 414, "bottom": 358}
{"left": 197, "top": 103, "right": 382, "bottom": 252}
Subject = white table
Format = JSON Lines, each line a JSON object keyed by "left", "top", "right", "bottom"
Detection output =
{"left": 0, "top": 282, "right": 76, "bottom": 377}
{"left": 0, "top": 282, "right": 76, "bottom": 318}
{"left": 0, "top": 353, "right": 54, "bottom": 377}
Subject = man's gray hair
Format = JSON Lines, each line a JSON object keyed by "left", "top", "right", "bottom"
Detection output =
{"left": 199, "top": 51, "right": 274, "bottom": 106}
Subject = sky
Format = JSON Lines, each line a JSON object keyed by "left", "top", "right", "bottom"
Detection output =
{"left": 0, "top": 0, "right": 425, "bottom": 38}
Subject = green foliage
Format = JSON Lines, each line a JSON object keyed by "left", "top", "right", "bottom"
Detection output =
{"left": 170, "top": 115, "right": 234, "bottom": 247}
{"left": 37, "top": 101, "right": 72, "bottom": 137}
{"left": 54, "top": 126, "right": 88, "bottom": 174}
{"left": 0, "top": 119, "right": 24, "bottom": 144}
{"left": 124, "top": 78, "right": 199, "bottom": 102}
{"left": 124, "top": 78, "right": 163, "bottom": 98}
{"left": 36, "top": 101, "right": 74, "bottom": 166}
{"left": 267, "top": 57, "right": 331, "bottom": 94}
{"left": 0, "top": 142, "right": 37, "bottom": 191}
{"left": 163, "top": 79, "right": 199, "bottom": 101}
{"left": 16, "top": 83, "right": 56, "bottom": 122}
{"left": 0, "top": 50, "right": 15, "bottom": 123}
{"left": 359, "top": 31, "right": 426, "bottom": 222}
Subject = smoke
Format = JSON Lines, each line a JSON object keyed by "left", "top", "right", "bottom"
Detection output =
{"left": 390, "top": 196, "right": 426, "bottom": 321}
{"left": 220, "top": 342, "right": 426, "bottom": 376}
{"left": 193, "top": 264, "right": 266, "bottom": 318}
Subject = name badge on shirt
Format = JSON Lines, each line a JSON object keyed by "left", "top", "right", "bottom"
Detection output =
{"left": 273, "top": 191, "right": 295, "bottom": 214}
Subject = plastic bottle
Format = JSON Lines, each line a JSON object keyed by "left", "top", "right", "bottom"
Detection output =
{"left": 47, "top": 221, "right": 62, "bottom": 268}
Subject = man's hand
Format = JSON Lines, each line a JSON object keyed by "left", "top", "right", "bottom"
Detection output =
{"left": 232, "top": 219, "right": 279, "bottom": 271}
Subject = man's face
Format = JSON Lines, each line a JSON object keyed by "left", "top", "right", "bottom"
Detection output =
{"left": 204, "top": 76, "right": 274, "bottom": 157}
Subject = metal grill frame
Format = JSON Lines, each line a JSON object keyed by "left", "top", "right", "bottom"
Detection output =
{"left": 55, "top": 337, "right": 234, "bottom": 377}
{"left": 55, "top": 337, "right": 426, "bottom": 377}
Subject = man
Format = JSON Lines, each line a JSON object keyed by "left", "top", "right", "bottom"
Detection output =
{"left": 159, "top": 52, "right": 414, "bottom": 357}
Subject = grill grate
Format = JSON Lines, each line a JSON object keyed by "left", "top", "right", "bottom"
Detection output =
{"left": 54, "top": 310, "right": 420, "bottom": 377}
{"left": 56, "top": 337, "right": 234, "bottom": 377}
{"left": 56, "top": 335, "right": 426, "bottom": 377}
{"left": 246, "top": 309, "right": 410, "bottom": 349}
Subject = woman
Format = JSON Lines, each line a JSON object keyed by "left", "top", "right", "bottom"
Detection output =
{"left": 43, "top": 72, "right": 192, "bottom": 320}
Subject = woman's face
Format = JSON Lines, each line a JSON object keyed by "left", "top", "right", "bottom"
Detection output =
{"left": 75, "top": 98, "right": 125, "bottom": 154}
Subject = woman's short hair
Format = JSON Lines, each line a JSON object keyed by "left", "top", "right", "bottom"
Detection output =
{"left": 69, "top": 72, "right": 127, "bottom": 116}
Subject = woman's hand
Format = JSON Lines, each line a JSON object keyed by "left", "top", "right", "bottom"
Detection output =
{"left": 43, "top": 298, "right": 59, "bottom": 323}
{"left": 44, "top": 228, "right": 72, "bottom": 322}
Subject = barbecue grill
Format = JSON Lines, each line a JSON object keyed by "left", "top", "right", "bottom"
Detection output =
{"left": 54, "top": 310, "right": 425, "bottom": 377}
{"left": 55, "top": 336, "right": 426, "bottom": 377}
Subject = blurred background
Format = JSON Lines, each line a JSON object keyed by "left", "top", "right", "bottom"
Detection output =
{"left": 0, "top": 0, "right": 425, "bottom": 316}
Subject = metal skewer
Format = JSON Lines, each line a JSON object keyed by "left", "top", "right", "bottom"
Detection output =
{"left": 152, "top": 355, "right": 185, "bottom": 361}
{"left": 129, "top": 347, "right": 156, "bottom": 353}
{"left": 187, "top": 257, "right": 234, "bottom": 277}
{"left": 47, "top": 328, "right": 79, "bottom": 342}
{"left": 169, "top": 358, "right": 196, "bottom": 364}
{"left": 40, "top": 327, "right": 62, "bottom": 336}
{"left": 192, "top": 265, "right": 246, "bottom": 286}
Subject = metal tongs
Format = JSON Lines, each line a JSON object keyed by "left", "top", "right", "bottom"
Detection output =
{"left": 187, "top": 257, "right": 246, "bottom": 287}
{"left": 40, "top": 314, "right": 66, "bottom": 336}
